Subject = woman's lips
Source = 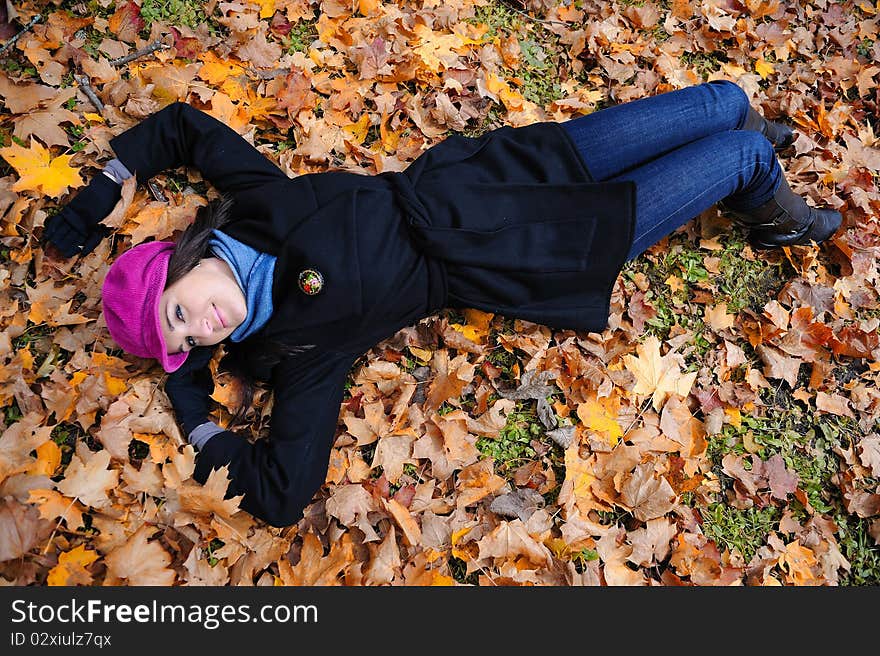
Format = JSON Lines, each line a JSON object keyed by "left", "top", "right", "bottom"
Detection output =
{"left": 213, "top": 304, "right": 225, "bottom": 329}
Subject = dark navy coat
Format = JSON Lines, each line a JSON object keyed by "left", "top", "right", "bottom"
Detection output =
{"left": 108, "top": 102, "right": 636, "bottom": 526}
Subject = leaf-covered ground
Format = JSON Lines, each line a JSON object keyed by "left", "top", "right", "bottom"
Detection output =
{"left": 1, "top": 0, "right": 879, "bottom": 586}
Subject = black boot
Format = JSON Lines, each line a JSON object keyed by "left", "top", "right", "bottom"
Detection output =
{"left": 723, "top": 177, "right": 841, "bottom": 249}
{"left": 743, "top": 106, "right": 795, "bottom": 152}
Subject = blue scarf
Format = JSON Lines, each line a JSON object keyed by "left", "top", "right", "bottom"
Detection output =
{"left": 208, "top": 230, "right": 276, "bottom": 341}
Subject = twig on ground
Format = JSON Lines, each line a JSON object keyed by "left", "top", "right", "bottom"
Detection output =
{"left": 73, "top": 73, "right": 104, "bottom": 114}
{"left": 623, "top": 397, "right": 655, "bottom": 435}
{"left": 108, "top": 38, "right": 170, "bottom": 67}
{"left": 0, "top": 14, "right": 42, "bottom": 55}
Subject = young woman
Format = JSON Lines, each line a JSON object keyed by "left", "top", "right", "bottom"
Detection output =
{"left": 42, "top": 80, "right": 841, "bottom": 527}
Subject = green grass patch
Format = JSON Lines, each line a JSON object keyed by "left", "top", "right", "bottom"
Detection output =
{"left": 703, "top": 410, "right": 853, "bottom": 515}
{"left": 476, "top": 401, "right": 543, "bottom": 476}
{"left": 283, "top": 19, "right": 318, "bottom": 55}
{"left": 699, "top": 502, "right": 780, "bottom": 563}
{"left": 713, "top": 233, "right": 791, "bottom": 312}
{"left": 466, "top": 0, "right": 523, "bottom": 39}
{"left": 140, "top": 0, "right": 208, "bottom": 29}
{"left": 476, "top": 399, "right": 565, "bottom": 480}
{"left": 679, "top": 50, "right": 727, "bottom": 80}
{"left": 514, "top": 39, "right": 565, "bottom": 107}
{"left": 835, "top": 512, "right": 880, "bottom": 586}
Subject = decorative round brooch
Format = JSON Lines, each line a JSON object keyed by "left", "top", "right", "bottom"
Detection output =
{"left": 298, "top": 268, "right": 324, "bottom": 295}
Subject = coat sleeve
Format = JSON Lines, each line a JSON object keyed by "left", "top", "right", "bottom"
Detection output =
{"left": 162, "top": 346, "right": 216, "bottom": 437}
{"left": 191, "top": 348, "right": 358, "bottom": 527}
{"left": 108, "top": 101, "right": 288, "bottom": 194}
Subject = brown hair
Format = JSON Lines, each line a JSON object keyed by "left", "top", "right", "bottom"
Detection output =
{"left": 165, "top": 195, "right": 312, "bottom": 430}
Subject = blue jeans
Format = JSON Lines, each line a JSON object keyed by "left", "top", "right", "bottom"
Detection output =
{"left": 561, "top": 80, "right": 783, "bottom": 260}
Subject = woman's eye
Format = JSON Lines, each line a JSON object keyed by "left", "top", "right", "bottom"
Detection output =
{"left": 176, "top": 305, "right": 184, "bottom": 322}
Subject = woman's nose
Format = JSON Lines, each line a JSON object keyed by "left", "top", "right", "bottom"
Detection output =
{"left": 195, "top": 314, "right": 213, "bottom": 337}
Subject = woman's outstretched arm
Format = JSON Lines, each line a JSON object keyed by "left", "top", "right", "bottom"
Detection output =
{"left": 42, "top": 102, "right": 287, "bottom": 258}
{"left": 182, "top": 348, "right": 357, "bottom": 527}
{"left": 108, "top": 101, "right": 287, "bottom": 193}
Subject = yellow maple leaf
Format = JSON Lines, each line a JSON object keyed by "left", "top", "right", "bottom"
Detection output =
{"left": 449, "top": 323, "right": 482, "bottom": 343}
{"left": 564, "top": 443, "right": 594, "bottom": 499}
{"left": 413, "top": 23, "right": 482, "bottom": 73}
{"left": 577, "top": 396, "right": 623, "bottom": 446}
{"left": 754, "top": 58, "right": 775, "bottom": 80}
{"left": 0, "top": 140, "right": 83, "bottom": 198}
{"left": 623, "top": 335, "right": 697, "bottom": 411}
{"left": 725, "top": 407, "right": 742, "bottom": 428}
{"left": 430, "top": 572, "right": 456, "bottom": 586}
{"left": 47, "top": 544, "right": 99, "bottom": 586}
{"left": 197, "top": 52, "right": 245, "bottom": 85}
{"left": 343, "top": 114, "right": 371, "bottom": 144}
{"left": 408, "top": 346, "right": 432, "bottom": 363}
{"left": 103, "top": 371, "right": 127, "bottom": 396}
{"left": 28, "top": 440, "right": 61, "bottom": 477}
{"left": 665, "top": 274, "right": 685, "bottom": 293}
{"left": 251, "top": 0, "right": 275, "bottom": 19}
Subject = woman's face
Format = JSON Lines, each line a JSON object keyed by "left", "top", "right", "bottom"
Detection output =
{"left": 159, "top": 257, "right": 248, "bottom": 354}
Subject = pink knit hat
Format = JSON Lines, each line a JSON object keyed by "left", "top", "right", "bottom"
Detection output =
{"left": 101, "top": 240, "right": 189, "bottom": 373}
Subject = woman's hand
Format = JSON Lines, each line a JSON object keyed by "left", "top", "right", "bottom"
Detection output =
{"left": 42, "top": 173, "right": 121, "bottom": 257}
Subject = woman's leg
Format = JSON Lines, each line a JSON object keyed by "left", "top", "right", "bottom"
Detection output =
{"left": 615, "top": 129, "right": 782, "bottom": 260}
{"left": 561, "top": 80, "right": 751, "bottom": 181}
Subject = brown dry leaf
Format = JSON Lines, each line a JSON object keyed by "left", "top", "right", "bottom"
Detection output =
{"left": 27, "top": 489, "right": 86, "bottom": 532}
{"left": 182, "top": 546, "right": 230, "bottom": 586}
{"left": 0, "top": 497, "right": 52, "bottom": 563}
{"left": 617, "top": 463, "right": 677, "bottom": 522}
{"left": 370, "top": 434, "right": 416, "bottom": 484}
{"left": 755, "top": 344, "right": 802, "bottom": 388}
{"left": 277, "top": 532, "right": 354, "bottom": 585}
{"left": 425, "top": 350, "right": 476, "bottom": 412}
{"left": 778, "top": 540, "right": 820, "bottom": 586}
{"left": 623, "top": 335, "right": 697, "bottom": 410}
{"left": 0, "top": 413, "right": 54, "bottom": 482}
{"left": 628, "top": 517, "right": 678, "bottom": 567}
{"left": 104, "top": 524, "right": 176, "bottom": 586}
{"left": 55, "top": 449, "right": 117, "bottom": 510}
{"left": 476, "top": 519, "right": 553, "bottom": 566}
{"left": 858, "top": 435, "right": 880, "bottom": 478}
{"left": 362, "top": 525, "right": 401, "bottom": 585}
{"left": 13, "top": 87, "right": 79, "bottom": 148}
{"left": 455, "top": 459, "right": 507, "bottom": 509}
{"left": 177, "top": 465, "right": 243, "bottom": 518}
